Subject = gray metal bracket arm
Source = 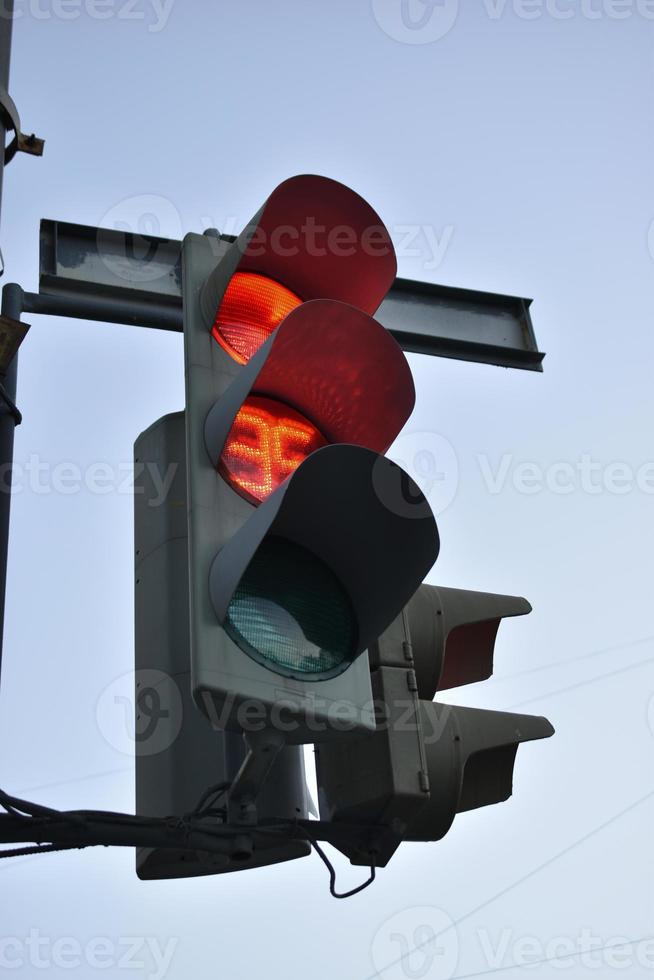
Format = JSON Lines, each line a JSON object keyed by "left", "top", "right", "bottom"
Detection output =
{"left": 226, "top": 730, "right": 286, "bottom": 827}
{"left": 0, "top": 85, "right": 44, "bottom": 165}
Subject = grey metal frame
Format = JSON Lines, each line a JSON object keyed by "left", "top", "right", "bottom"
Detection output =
{"left": 37, "top": 219, "right": 545, "bottom": 371}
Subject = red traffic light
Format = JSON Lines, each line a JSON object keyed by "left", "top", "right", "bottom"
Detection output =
{"left": 218, "top": 395, "right": 327, "bottom": 504}
{"left": 212, "top": 272, "right": 302, "bottom": 365}
{"left": 200, "top": 175, "right": 397, "bottom": 334}
{"left": 205, "top": 299, "right": 415, "bottom": 479}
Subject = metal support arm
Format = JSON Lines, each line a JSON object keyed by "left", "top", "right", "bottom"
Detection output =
{"left": 0, "top": 85, "right": 44, "bottom": 165}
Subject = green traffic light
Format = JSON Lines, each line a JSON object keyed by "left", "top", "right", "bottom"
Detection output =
{"left": 224, "top": 536, "right": 356, "bottom": 679}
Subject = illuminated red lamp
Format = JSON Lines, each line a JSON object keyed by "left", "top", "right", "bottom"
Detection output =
{"left": 212, "top": 271, "right": 302, "bottom": 364}
{"left": 205, "top": 300, "right": 416, "bottom": 509}
{"left": 218, "top": 394, "right": 327, "bottom": 504}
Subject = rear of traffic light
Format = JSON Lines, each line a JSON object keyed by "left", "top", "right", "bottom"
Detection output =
{"left": 315, "top": 585, "right": 554, "bottom": 866}
{"left": 134, "top": 414, "right": 312, "bottom": 878}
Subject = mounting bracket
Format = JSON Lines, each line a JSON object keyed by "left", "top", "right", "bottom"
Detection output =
{"left": 0, "top": 85, "right": 44, "bottom": 165}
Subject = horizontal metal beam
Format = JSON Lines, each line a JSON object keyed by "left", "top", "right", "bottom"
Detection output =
{"left": 377, "top": 277, "right": 542, "bottom": 371}
{"left": 38, "top": 219, "right": 544, "bottom": 370}
{"left": 23, "top": 286, "right": 181, "bottom": 332}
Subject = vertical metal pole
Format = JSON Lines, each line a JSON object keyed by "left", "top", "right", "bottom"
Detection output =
{"left": 0, "top": 284, "right": 22, "bottom": 680}
{"left": 0, "top": 0, "right": 14, "bottom": 225}
{"left": 0, "top": 0, "right": 18, "bottom": 680}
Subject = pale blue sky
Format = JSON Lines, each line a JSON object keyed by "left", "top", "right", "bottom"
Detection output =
{"left": 0, "top": 1, "right": 652, "bottom": 978}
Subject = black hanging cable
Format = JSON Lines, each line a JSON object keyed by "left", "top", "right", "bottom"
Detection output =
{"left": 295, "top": 823, "right": 377, "bottom": 899}
{"left": 190, "top": 781, "right": 231, "bottom": 817}
{"left": 0, "top": 785, "right": 379, "bottom": 899}
{"left": 0, "top": 842, "right": 85, "bottom": 859}
{"left": 310, "top": 836, "right": 376, "bottom": 899}
{"left": 0, "top": 789, "right": 82, "bottom": 823}
{"left": 0, "top": 791, "right": 22, "bottom": 818}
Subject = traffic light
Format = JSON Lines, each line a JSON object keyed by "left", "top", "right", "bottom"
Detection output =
{"left": 134, "top": 412, "right": 312, "bottom": 879}
{"left": 182, "top": 175, "right": 439, "bottom": 745}
{"left": 135, "top": 174, "right": 551, "bottom": 885}
{"left": 134, "top": 175, "right": 440, "bottom": 877}
{"left": 315, "top": 585, "right": 554, "bottom": 867}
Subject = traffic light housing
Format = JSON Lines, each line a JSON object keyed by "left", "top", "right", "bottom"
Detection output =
{"left": 134, "top": 173, "right": 551, "bottom": 885}
{"left": 315, "top": 585, "right": 554, "bottom": 866}
{"left": 182, "top": 176, "right": 439, "bottom": 745}
{"left": 134, "top": 412, "right": 312, "bottom": 879}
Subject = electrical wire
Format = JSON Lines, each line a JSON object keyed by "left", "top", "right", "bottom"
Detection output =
{"left": 297, "top": 823, "right": 376, "bottom": 899}
{"left": 190, "top": 781, "right": 231, "bottom": 817}
{"left": 312, "top": 837, "right": 376, "bottom": 899}
{"left": 0, "top": 843, "right": 85, "bottom": 859}
{"left": 0, "top": 789, "right": 86, "bottom": 827}
{"left": 0, "top": 785, "right": 378, "bottom": 899}
{"left": 0, "top": 790, "right": 22, "bottom": 818}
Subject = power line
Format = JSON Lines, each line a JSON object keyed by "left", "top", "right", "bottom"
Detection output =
{"left": 364, "top": 788, "right": 654, "bottom": 980}
{"left": 509, "top": 655, "right": 654, "bottom": 710}
{"left": 494, "top": 633, "right": 654, "bottom": 684}
{"left": 448, "top": 935, "right": 654, "bottom": 980}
